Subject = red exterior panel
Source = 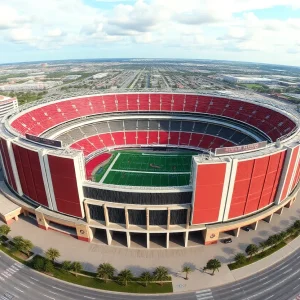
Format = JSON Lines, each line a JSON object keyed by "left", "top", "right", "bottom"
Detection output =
{"left": 192, "top": 163, "right": 226, "bottom": 224}
{"left": 12, "top": 143, "right": 48, "bottom": 206}
{"left": 0, "top": 138, "right": 17, "bottom": 190}
{"left": 48, "top": 155, "right": 83, "bottom": 218}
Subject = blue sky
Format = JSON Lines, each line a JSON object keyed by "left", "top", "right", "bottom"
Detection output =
{"left": 1, "top": 0, "right": 300, "bottom": 66}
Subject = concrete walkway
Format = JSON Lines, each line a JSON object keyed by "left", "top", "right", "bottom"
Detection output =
{"left": 1, "top": 194, "right": 300, "bottom": 293}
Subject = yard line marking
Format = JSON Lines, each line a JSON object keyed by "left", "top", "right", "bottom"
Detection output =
{"left": 30, "top": 276, "right": 39, "bottom": 281}
{"left": 13, "top": 287, "right": 24, "bottom": 293}
{"left": 100, "top": 153, "right": 120, "bottom": 183}
{"left": 110, "top": 169, "right": 191, "bottom": 175}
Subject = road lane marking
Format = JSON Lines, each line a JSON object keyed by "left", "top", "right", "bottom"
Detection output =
{"left": 27, "top": 280, "right": 35, "bottom": 284}
{"left": 293, "top": 285, "right": 300, "bottom": 290}
{"left": 13, "top": 287, "right": 24, "bottom": 293}
{"left": 52, "top": 286, "right": 64, "bottom": 291}
{"left": 48, "top": 291, "right": 58, "bottom": 295}
{"left": 29, "top": 276, "right": 39, "bottom": 281}
{"left": 19, "top": 282, "right": 29, "bottom": 289}
{"left": 232, "top": 287, "right": 241, "bottom": 291}
{"left": 262, "top": 280, "right": 272, "bottom": 285}
{"left": 43, "top": 295, "right": 55, "bottom": 300}
{"left": 265, "top": 295, "right": 273, "bottom": 300}
{"left": 83, "top": 296, "right": 95, "bottom": 299}
{"left": 197, "top": 290, "right": 211, "bottom": 293}
{"left": 283, "top": 269, "right": 292, "bottom": 274}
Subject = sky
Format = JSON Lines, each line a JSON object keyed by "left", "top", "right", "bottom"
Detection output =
{"left": 1, "top": 0, "right": 300, "bottom": 66}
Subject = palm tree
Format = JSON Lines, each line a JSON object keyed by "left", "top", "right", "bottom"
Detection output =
{"left": 234, "top": 253, "right": 246, "bottom": 265}
{"left": 71, "top": 262, "right": 83, "bottom": 277}
{"left": 12, "top": 236, "right": 33, "bottom": 256}
{"left": 204, "top": 259, "right": 221, "bottom": 275}
{"left": 182, "top": 265, "right": 193, "bottom": 280}
{"left": 97, "top": 263, "right": 115, "bottom": 283}
{"left": 0, "top": 225, "right": 10, "bottom": 237}
{"left": 45, "top": 248, "right": 60, "bottom": 263}
{"left": 153, "top": 266, "right": 169, "bottom": 285}
{"left": 139, "top": 271, "right": 152, "bottom": 287}
{"left": 259, "top": 241, "right": 267, "bottom": 251}
{"left": 61, "top": 261, "right": 72, "bottom": 272}
{"left": 118, "top": 269, "right": 133, "bottom": 286}
{"left": 245, "top": 244, "right": 259, "bottom": 258}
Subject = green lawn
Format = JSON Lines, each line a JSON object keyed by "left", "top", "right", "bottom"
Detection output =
{"left": 53, "top": 269, "right": 172, "bottom": 293}
{"left": 228, "top": 241, "right": 287, "bottom": 270}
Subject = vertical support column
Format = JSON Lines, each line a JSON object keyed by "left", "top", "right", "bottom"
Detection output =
{"left": 285, "top": 199, "right": 294, "bottom": 208}
{"left": 146, "top": 208, "right": 150, "bottom": 230}
{"left": 233, "top": 228, "right": 240, "bottom": 237}
{"left": 104, "top": 204, "right": 110, "bottom": 227}
{"left": 186, "top": 207, "right": 191, "bottom": 229}
{"left": 125, "top": 207, "right": 129, "bottom": 229}
{"left": 106, "top": 229, "right": 112, "bottom": 245}
{"left": 126, "top": 232, "right": 131, "bottom": 248}
{"left": 167, "top": 208, "right": 171, "bottom": 230}
{"left": 275, "top": 207, "right": 284, "bottom": 215}
{"left": 76, "top": 223, "right": 92, "bottom": 242}
{"left": 251, "top": 221, "right": 259, "bottom": 231}
{"left": 264, "top": 213, "right": 273, "bottom": 223}
{"left": 146, "top": 232, "right": 150, "bottom": 249}
{"left": 184, "top": 231, "right": 189, "bottom": 247}
{"left": 35, "top": 210, "right": 49, "bottom": 230}
{"left": 84, "top": 202, "right": 91, "bottom": 223}
{"left": 166, "top": 232, "right": 169, "bottom": 249}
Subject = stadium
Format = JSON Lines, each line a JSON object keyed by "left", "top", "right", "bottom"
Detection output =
{"left": 0, "top": 92, "right": 299, "bottom": 248}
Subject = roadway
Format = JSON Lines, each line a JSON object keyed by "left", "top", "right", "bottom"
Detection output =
{"left": 0, "top": 248, "right": 300, "bottom": 300}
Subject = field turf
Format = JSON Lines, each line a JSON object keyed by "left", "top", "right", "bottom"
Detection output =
{"left": 94, "top": 151, "right": 195, "bottom": 187}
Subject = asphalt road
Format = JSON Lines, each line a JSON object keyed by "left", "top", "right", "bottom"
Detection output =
{"left": 0, "top": 249, "right": 300, "bottom": 300}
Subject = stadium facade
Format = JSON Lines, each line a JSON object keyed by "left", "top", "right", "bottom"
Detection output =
{"left": 0, "top": 93, "right": 299, "bottom": 247}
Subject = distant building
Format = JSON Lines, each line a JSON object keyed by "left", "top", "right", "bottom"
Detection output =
{"left": 0, "top": 95, "right": 18, "bottom": 120}
{"left": 93, "top": 73, "right": 108, "bottom": 79}
{"left": 63, "top": 75, "right": 82, "bottom": 81}
{"left": 223, "top": 75, "right": 274, "bottom": 84}
{"left": 0, "top": 81, "right": 62, "bottom": 91}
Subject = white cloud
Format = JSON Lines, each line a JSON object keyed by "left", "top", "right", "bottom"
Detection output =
{"left": 47, "top": 28, "right": 63, "bottom": 37}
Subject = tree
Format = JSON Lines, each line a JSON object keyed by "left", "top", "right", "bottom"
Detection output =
{"left": 0, "top": 225, "right": 10, "bottom": 237}
{"left": 44, "top": 260, "right": 54, "bottom": 274}
{"left": 13, "top": 236, "right": 33, "bottom": 256}
{"left": 71, "top": 262, "right": 83, "bottom": 277}
{"left": 153, "top": 266, "right": 169, "bottom": 285}
{"left": 293, "top": 220, "right": 300, "bottom": 230}
{"left": 259, "top": 241, "right": 267, "bottom": 251}
{"left": 61, "top": 261, "right": 72, "bottom": 272}
{"left": 139, "top": 271, "right": 152, "bottom": 287}
{"left": 118, "top": 269, "right": 133, "bottom": 286}
{"left": 204, "top": 259, "right": 221, "bottom": 275}
{"left": 245, "top": 244, "right": 259, "bottom": 258}
{"left": 33, "top": 257, "right": 45, "bottom": 271}
{"left": 97, "top": 263, "right": 115, "bottom": 283}
{"left": 234, "top": 253, "right": 247, "bottom": 265}
{"left": 45, "top": 248, "right": 60, "bottom": 263}
{"left": 182, "top": 265, "right": 193, "bottom": 280}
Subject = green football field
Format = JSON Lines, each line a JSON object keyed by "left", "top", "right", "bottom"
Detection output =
{"left": 93, "top": 151, "right": 196, "bottom": 187}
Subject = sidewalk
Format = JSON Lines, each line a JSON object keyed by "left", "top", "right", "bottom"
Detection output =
{"left": 1, "top": 194, "right": 299, "bottom": 293}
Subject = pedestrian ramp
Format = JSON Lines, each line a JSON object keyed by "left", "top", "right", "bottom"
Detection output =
{"left": 195, "top": 289, "right": 214, "bottom": 299}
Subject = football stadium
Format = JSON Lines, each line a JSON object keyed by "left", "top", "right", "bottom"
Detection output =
{"left": 0, "top": 92, "right": 299, "bottom": 248}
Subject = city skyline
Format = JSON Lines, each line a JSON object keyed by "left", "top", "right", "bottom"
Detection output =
{"left": 1, "top": 0, "right": 300, "bottom": 66}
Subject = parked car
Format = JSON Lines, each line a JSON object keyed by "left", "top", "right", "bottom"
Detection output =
{"left": 223, "top": 238, "right": 232, "bottom": 244}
